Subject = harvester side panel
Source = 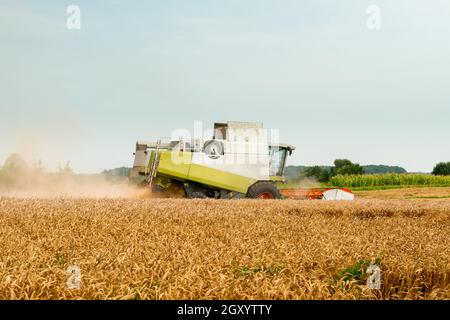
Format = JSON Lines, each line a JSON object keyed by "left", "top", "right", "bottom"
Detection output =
{"left": 153, "top": 150, "right": 259, "bottom": 194}
{"left": 187, "top": 164, "right": 256, "bottom": 194}
{"left": 156, "top": 151, "right": 192, "bottom": 180}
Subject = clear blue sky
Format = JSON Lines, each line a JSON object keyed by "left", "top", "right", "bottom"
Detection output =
{"left": 1, "top": 0, "right": 449, "bottom": 173}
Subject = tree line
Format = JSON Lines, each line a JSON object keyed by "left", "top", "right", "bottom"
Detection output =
{"left": 1, "top": 154, "right": 449, "bottom": 187}
{"left": 286, "top": 160, "right": 450, "bottom": 183}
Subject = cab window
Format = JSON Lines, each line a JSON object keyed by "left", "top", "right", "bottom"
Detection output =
{"left": 269, "top": 147, "right": 287, "bottom": 176}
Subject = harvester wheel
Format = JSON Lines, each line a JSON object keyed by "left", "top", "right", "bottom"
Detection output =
{"left": 246, "top": 181, "right": 281, "bottom": 199}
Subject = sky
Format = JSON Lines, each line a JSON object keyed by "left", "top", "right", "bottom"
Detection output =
{"left": 1, "top": 0, "right": 449, "bottom": 173}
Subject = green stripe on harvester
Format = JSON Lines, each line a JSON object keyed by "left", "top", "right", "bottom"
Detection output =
{"left": 156, "top": 151, "right": 192, "bottom": 180}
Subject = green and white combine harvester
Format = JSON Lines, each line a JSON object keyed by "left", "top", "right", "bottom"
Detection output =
{"left": 130, "top": 121, "right": 354, "bottom": 200}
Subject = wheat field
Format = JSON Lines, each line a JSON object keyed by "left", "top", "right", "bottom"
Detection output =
{"left": 0, "top": 197, "right": 449, "bottom": 300}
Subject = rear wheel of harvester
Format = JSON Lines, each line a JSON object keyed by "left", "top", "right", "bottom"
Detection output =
{"left": 246, "top": 181, "right": 281, "bottom": 199}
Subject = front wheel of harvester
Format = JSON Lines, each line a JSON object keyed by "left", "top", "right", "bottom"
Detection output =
{"left": 246, "top": 181, "right": 281, "bottom": 199}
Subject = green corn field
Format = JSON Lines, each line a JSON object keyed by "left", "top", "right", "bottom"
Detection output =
{"left": 329, "top": 174, "right": 450, "bottom": 189}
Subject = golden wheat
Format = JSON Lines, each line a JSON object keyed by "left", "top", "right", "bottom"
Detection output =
{"left": 0, "top": 197, "right": 449, "bottom": 300}
{"left": 355, "top": 187, "right": 450, "bottom": 200}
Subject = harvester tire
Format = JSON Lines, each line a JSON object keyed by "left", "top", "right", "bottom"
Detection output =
{"left": 246, "top": 181, "right": 281, "bottom": 199}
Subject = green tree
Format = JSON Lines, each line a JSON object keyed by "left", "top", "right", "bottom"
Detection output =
{"left": 0, "top": 154, "right": 29, "bottom": 188}
{"left": 432, "top": 162, "right": 450, "bottom": 176}
{"left": 304, "top": 166, "right": 330, "bottom": 183}
{"left": 304, "top": 166, "right": 322, "bottom": 178}
{"left": 331, "top": 159, "right": 364, "bottom": 177}
{"left": 4, "top": 153, "right": 28, "bottom": 172}
{"left": 362, "top": 165, "right": 407, "bottom": 174}
{"left": 318, "top": 169, "right": 330, "bottom": 183}
{"left": 334, "top": 159, "right": 353, "bottom": 169}
{"left": 335, "top": 163, "right": 364, "bottom": 175}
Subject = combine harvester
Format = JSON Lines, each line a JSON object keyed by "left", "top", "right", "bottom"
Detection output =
{"left": 130, "top": 121, "right": 354, "bottom": 200}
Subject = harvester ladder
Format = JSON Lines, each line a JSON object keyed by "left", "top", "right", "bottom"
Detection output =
{"left": 147, "top": 139, "right": 161, "bottom": 189}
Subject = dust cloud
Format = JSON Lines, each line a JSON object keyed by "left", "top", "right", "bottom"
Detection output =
{"left": 0, "top": 176, "right": 144, "bottom": 199}
{"left": 0, "top": 154, "right": 147, "bottom": 199}
{"left": 292, "top": 177, "right": 322, "bottom": 189}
